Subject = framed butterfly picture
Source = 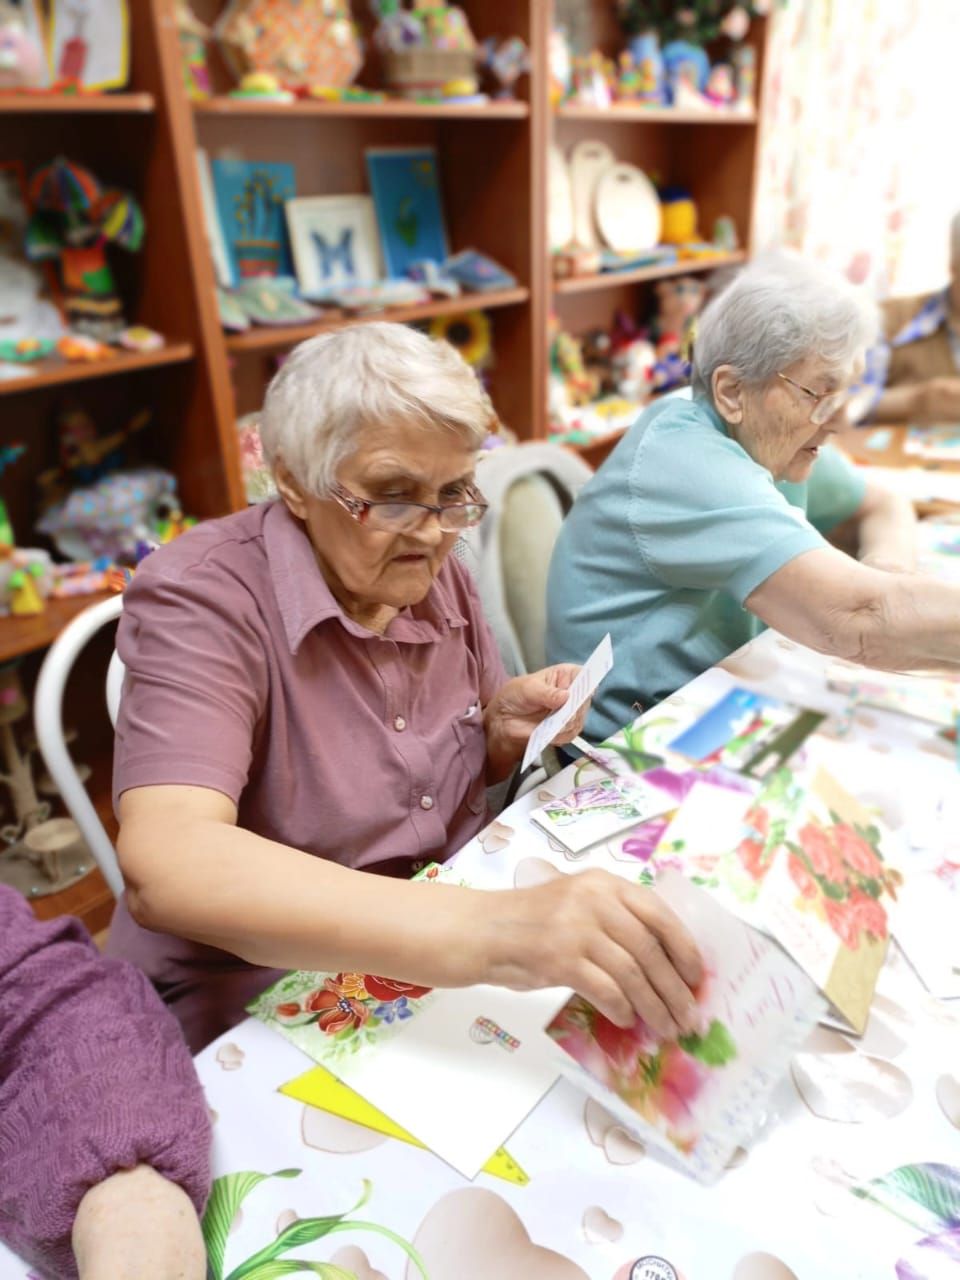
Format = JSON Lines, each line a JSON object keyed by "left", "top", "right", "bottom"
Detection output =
{"left": 285, "top": 194, "right": 383, "bottom": 301}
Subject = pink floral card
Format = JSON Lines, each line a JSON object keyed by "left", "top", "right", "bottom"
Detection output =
{"left": 546, "top": 870, "right": 824, "bottom": 1183}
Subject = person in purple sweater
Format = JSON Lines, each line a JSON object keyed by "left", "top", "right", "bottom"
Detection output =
{"left": 0, "top": 885, "right": 211, "bottom": 1280}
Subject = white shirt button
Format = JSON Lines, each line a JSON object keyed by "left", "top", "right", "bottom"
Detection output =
{"left": 393, "top": 715, "right": 407, "bottom": 732}
{"left": 419, "top": 795, "right": 434, "bottom": 811}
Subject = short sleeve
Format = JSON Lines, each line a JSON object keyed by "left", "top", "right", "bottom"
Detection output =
{"left": 629, "top": 408, "right": 825, "bottom": 605}
{"left": 113, "top": 556, "right": 268, "bottom": 808}
{"left": 803, "top": 444, "right": 867, "bottom": 535}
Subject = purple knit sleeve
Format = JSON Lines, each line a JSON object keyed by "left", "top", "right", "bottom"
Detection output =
{"left": 0, "top": 886, "right": 211, "bottom": 1280}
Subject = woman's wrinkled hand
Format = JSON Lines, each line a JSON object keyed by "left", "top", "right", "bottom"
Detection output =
{"left": 483, "top": 664, "right": 585, "bottom": 778}
{"left": 481, "top": 868, "right": 704, "bottom": 1038}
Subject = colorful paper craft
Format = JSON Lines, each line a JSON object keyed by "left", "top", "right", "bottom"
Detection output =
{"left": 365, "top": 147, "right": 449, "bottom": 279}
{"left": 210, "top": 158, "right": 295, "bottom": 284}
{"left": 280, "top": 1065, "right": 530, "bottom": 1185}
{"left": 826, "top": 665, "right": 959, "bottom": 729}
{"left": 668, "top": 685, "right": 824, "bottom": 778}
{"left": 547, "top": 870, "right": 824, "bottom": 1183}
{"left": 530, "top": 771, "right": 679, "bottom": 855}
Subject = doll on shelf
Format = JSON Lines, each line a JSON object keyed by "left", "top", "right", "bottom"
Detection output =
{"left": 25, "top": 158, "right": 145, "bottom": 341}
{"left": 176, "top": 0, "right": 212, "bottom": 100}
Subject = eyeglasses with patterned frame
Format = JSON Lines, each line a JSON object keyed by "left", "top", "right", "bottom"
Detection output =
{"left": 776, "top": 372, "right": 851, "bottom": 427}
{"left": 329, "top": 480, "right": 489, "bottom": 533}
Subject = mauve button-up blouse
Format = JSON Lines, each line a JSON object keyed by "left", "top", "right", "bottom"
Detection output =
{"left": 108, "top": 499, "right": 507, "bottom": 1050}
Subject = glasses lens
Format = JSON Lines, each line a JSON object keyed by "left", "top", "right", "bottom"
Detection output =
{"left": 366, "top": 503, "right": 425, "bottom": 533}
{"left": 439, "top": 503, "right": 487, "bottom": 532}
{"left": 810, "top": 392, "right": 849, "bottom": 427}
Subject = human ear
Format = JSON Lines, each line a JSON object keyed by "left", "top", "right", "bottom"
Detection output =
{"left": 273, "top": 459, "right": 309, "bottom": 520}
{"left": 711, "top": 364, "right": 744, "bottom": 424}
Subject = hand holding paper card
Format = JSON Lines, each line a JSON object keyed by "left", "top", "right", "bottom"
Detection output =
{"left": 521, "top": 633, "right": 613, "bottom": 772}
{"left": 546, "top": 870, "right": 824, "bottom": 1183}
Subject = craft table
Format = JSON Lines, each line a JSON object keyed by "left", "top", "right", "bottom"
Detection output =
{"left": 6, "top": 627, "right": 956, "bottom": 1280}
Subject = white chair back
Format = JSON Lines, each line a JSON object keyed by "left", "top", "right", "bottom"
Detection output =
{"left": 33, "top": 594, "right": 125, "bottom": 897}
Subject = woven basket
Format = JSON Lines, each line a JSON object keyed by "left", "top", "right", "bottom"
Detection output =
{"left": 383, "top": 48, "right": 476, "bottom": 97}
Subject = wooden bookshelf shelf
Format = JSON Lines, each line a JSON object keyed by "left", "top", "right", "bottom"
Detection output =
{"left": 554, "top": 252, "right": 748, "bottom": 295}
{"left": 0, "top": 343, "right": 195, "bottom": 397}
{"left": 225, "top": 287, "right": 531, "bottom": 353}
{"left": 557, "top": 103, "right": 756, "bottom": 125}
{"left": 0, "top": 92, "right": 156, "bottom": 113}
{"left": 0, "top": 591, "right": 114, "bottom": 665}
{"left": 194, "top": 96, "right": 529, "bottom": 120}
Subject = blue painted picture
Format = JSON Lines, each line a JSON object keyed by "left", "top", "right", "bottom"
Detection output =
{"left": 365, "top": 147, "right": 449, "bottom": 279}
{"left": 211, "top": 158, "right": 296, "bottom": 284}
{"left": 286, "top": 195, "right": 382, "bottom": 300}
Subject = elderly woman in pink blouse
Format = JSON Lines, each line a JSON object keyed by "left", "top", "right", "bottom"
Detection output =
{"left": 110, "top": 322, "right": 702, "bottom": 1052}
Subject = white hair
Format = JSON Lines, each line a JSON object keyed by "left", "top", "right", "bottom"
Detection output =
{"left": 259, "top": 321, "right": 495, "bottom": 495}
{"left": 690, "top": 252, "right": 878, "bottom": 398}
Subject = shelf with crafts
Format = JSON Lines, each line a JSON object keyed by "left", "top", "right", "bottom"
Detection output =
{"left": 543, "top": 7, "right": 769, "bottom": 464}
{"left": 182, "top": 0, "right": 544, "bottom": 453}
{"left": 0, "top": 92, "right": 156, "bottom": 112}
{"left": 0, "top": 342, "right": 195, "bottom": 397}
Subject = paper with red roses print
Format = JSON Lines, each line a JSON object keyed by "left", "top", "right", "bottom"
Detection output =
{"left": 730, "top": 766, "right": 903, "bottom": 1033}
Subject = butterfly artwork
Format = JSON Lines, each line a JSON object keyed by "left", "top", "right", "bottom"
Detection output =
{"left": 285, "top": 195, "right": 382, "bottom": 302}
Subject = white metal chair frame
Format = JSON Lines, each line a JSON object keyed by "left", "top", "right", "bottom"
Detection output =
{"left": 33, "top": 594, "right": 125, "bottom": 897}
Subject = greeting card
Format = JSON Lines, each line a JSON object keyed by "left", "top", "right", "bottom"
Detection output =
{"left": 530, "top": 771, "right": 678, "bottom": 855}
{"left": 668, "top": 685, "right": 824, "bottom": 779}
{"left": 365, "top": 147, "right": 449, "bottom": 279}
{"left": 210, "top": 158, "right": 296, "bottom": 284}
{"left": 546, "top": 870, "right": 824, "bottom": 1183}
{"left": 726, "top": 767, "right": 902, "bottom": 1032}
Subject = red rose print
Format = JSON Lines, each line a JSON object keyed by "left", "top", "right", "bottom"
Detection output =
{"left": 797, "top": 823, "right": 846, "bottom": 885}
{"left": 788, "top": 852, "right": 818, "bottom": 899}
{"left": 823, "top": 896, "right": 861, "bottom": 950}
{"left": 832, "top": 823, "right": 883, "bottom": 880}
{"left": 847, "top": 888, "right": 888, "bottom": 942}
{"left": 363, "top": 975, "right": 433, "bottom": 1003}
{"left": 593, "top": 1011, "right": 656, "bottom": 1075}
{"left": 305, "top": 985, "right": 369, "bottom": 1035}
{"left": 737, "top": 836, "right": 767, "bottom": 881}
{"left": 744, "top": 805, "right": 770, "bottom": 838}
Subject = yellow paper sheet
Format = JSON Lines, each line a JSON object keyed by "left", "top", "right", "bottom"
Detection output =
{"left": 280, "top": 1065, "right": 530, "bottom": 1186}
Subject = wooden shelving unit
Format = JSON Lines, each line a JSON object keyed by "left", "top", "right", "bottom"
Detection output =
{"left": 224, "top": 287, "right": 530, "bottom": 353}
{"left": 0, "top": 343, "right": 195, "bottom": 396}
{"left": 194, "top": 96, "right": 529, "bottom": 120}
{"left": 0, "top": 92, "right": 156, "bottom": 112}
{"left": 554, "top": 251, "right": 748, "bottom": 295}
{"left": 557, "top": 102, "right": 757, "bottom": 125}
{"left": 0, "top": 591, "right": 114, "bottom": 666}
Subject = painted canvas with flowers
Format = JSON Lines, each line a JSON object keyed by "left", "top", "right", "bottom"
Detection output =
{"left": 546, "top": 871, "right": 824, "bottom": 1183}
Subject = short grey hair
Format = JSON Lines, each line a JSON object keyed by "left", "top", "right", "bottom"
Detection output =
{"left": 690, "top": 252, "right": 878, "bottom": 398}
{"left": 260, "top": 321, "right": 495, "bottom": 495}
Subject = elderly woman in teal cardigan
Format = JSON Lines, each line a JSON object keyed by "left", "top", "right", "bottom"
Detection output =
{"left": 546, "top": 253, "right": 960, "bottom": 742}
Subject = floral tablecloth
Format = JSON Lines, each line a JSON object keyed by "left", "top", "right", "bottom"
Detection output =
{"left": 3, "top": 630, "right": 960, "bottom": 1280}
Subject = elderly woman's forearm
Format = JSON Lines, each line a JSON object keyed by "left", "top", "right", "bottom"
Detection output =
{"left": 851, "top": 574, "right": 960, "bottom": 670}
{"left": 856, "top": 489, "right": 917, "bottom": 572}
{"left": 119, "top": 818, "right": 489, "bottom": 986}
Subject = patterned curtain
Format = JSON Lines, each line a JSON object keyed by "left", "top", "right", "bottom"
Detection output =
{"left": 755, "top": 0, "right": 960, "bottom": 296}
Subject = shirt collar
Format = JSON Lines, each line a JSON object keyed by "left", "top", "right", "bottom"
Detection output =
{"left": 262, "top": 500, "right": 467, "bottom": 654}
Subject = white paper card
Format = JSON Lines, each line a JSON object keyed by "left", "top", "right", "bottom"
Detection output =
{"left": 522, "top": 632, "right": 613, "bottom": 772}
{"left": 337, "top": 985, "right": 567, "bottom": 1179}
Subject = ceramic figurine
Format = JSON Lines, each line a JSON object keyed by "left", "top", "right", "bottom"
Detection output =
{"left": 626, "top": 30, "right": 665, "bottom": 104}
{"left": 482, "top": 36, "right": 529, "bottom": 100}
{"left": 705, "top": 62, "right": 735, "bottom": 107}
{"left": 733, "top": 43, "right": 755, "bottom": 113}
{"left": 548, "top": 25, "right": 572, "bottom": 106}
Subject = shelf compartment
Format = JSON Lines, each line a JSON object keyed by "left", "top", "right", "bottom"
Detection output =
{"left": 557, "top": 104, "right": 756, "bottom": 125}
{"left": 225, "top": 287, "right": 530, "bottom": 353}
{"left": 554, "top": 252, "right": 747, "bottom": 295}
{"left": 194, "top": 97, "right": 529, "bottom": 120}
{"left": 0, "top": 93, "right": 156, "bottom": 113}
{"left": 0, "top": 343, "right": 195, "bottom": 397}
